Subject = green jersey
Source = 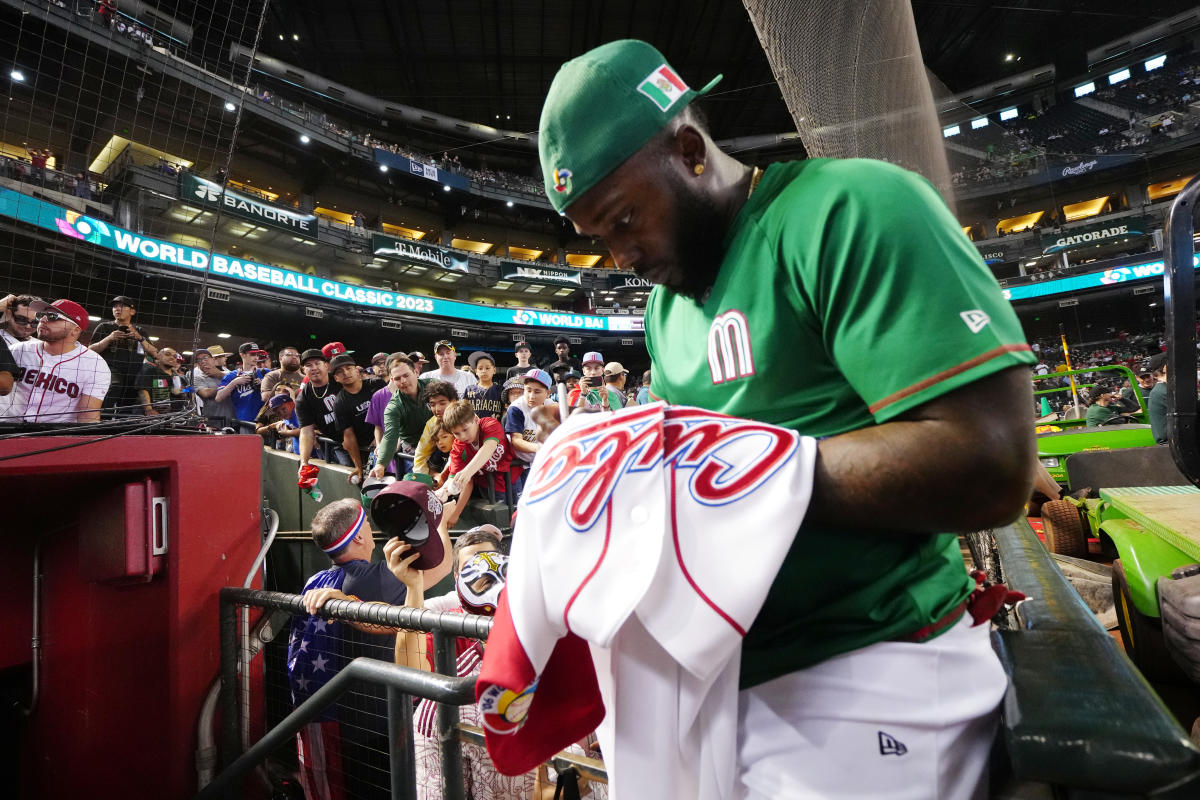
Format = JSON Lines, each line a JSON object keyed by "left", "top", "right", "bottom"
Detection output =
{"left": 645, "top": 159, "right": 1034, "bottom": 688}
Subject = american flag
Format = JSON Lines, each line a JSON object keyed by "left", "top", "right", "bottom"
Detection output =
{"left": 287, "top": 566, "right": 346, "bottom": 721}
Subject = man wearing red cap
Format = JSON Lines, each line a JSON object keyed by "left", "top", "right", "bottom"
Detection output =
{"left": 5, "top": 299, "right": 110, "bottom": 422}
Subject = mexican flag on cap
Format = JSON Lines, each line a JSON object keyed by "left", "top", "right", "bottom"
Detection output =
{"left": 638, "top": 65, "right": 688, "bottom": 111}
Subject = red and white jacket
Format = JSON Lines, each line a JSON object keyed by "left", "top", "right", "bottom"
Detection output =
{"left": 476, "top": 402, "right": 817, "bottom": 800}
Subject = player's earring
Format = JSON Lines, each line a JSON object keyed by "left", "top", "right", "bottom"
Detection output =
{"left": 693, "top": 163, "right": 705, "bottom": 176}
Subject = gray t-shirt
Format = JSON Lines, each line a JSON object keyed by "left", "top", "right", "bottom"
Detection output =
{"left": 191, "top": 367, "right": 235, "bottom": 426}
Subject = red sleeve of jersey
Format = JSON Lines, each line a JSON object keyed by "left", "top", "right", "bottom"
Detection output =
{"left": 479, "top": 415, "right": 504, "bottom": 445}
{"left": 449, "top": 440, "right": 467, "bottom": 474}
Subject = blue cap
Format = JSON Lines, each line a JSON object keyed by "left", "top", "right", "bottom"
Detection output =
{"left": 523, "top": 368, "right": 553, "bottom": 390}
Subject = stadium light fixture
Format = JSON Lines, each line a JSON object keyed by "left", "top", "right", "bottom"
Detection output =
{"left": 1074, "top": 81, "right": 1096, "bottom": 98}
{"left": 87, "top": 315, "right": 101, "bottom": 321}
{"left": 1145, "top": 54, "right": 1166, "bottom": 71}
{"left": 443, "top": 185, "right": 451, "bottom": 192}
{"left": 506, "top": 200, "right": 514, "bottom": 207}
{"left": 224, "top": 101, "right": 236, "bottom": 112}
{"left": 217, "top": 333, "right": 232, "bottom": 339}
{"left": 1004, "top": 53, "right": 1014, "bottom": 62}
{"left": 942, "top": 124, "right": 960, "bottom": 138}
{"left": 1108, "top": 68, "right": 1130, "bottom": 85}
{"left": 10, "top": 69, "right": 25, "bottom": 82}
{"left": 149, "top": 336, "right": 160, "bottom": 341}
{"left": 379, "top": 164, "right": 388, "bottom": 172}
{"left": 971, "top": 117, "right": 988, "bottom": 129}
{"left": 999, "top": 107, "right": 1018, "bottom": 121}
{"left": 300, "top": 134, "right": 310, "bottom": 144}
{"left": 293, "top": 34, "right": 299, "bottom": 41}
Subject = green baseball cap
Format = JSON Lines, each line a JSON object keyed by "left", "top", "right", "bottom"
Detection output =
{"left": 538, "top": 40, "right": 722, "bottom": 214}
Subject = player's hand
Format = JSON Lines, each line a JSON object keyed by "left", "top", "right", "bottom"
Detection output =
{"left": 384, "top": 538, "right": 422, "bottom": 587}
{"left": 369, "top": 463, "right": 387, "bottom": 479}
{"left": 304, "top": 587, "right": 352, "bottom": 615}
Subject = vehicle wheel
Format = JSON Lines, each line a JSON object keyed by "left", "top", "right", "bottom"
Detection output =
{"left": 1041, "top": 500, "right": 1088, "bottom": 558}
{"left": 1112, "top": 560, "right": 1189, "bottom": 684}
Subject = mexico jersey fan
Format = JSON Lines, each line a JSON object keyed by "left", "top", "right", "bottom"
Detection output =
{"left": 4, "top": 299, "right": 111, "bottom": 423}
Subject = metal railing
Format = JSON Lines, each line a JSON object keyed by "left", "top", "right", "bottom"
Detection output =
{"left": 211, "top": 587, "right": 495, "bottom": 800}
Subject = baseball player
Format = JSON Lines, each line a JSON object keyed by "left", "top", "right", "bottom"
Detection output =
{"left": 533, "top": 40, "right": 1036, "bottom": 798}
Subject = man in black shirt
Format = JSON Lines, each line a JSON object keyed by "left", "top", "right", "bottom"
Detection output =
{"left": 295, "top": 348, "right": 352, "bottom": 470}
{"left": 330, "top": 352, "right": 386, "bottom": 482}
{"left": 135, "top": 347, "right": 182, "bottom": 415}
{"left": 89, "top": 295, "right": 158, "bottom": 416}
{"left": 506, "top": 340, "right": 536, "bottom": 380}
{"left": 544, "top": 335, "right": 579, "bottom": 376}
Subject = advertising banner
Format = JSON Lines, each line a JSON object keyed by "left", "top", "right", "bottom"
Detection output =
{"left": 372, "top": 149, "right": 470, "bottom": 190}
{"left": 607, "top": 273, "right": 657, "bottom": 291}
{"left": 179, "top": 173, "right": 318, "bottom": 239}
{"left": 371, "top": 234, "right": 469, "bottom": 272}
{"left": 0, "top": 187, "right": 636, "bottom": 333}
{"left": 1041, "top": 216, "right": 1150, "bottom": 254}
{"left": 974, "top": 245, "right": 1010, "bottom": 266}
{"left": 500, "top": 261, "right": 581, "bottom": 287}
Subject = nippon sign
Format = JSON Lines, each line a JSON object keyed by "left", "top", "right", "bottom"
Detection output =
{"left": 371, "top": 234, "right": 469, "bottom": 272}
{"left": 1041, "top": 217, "right": 1149, "bottom": 254}
{"left": 0, "top": 187, "right": 643, "bottom": 334}
{"left": 608, "top": 274, "right": 657, "bottom": 291}
{"left": 500, "top": 261, "right": 582, "bottom": 287}
{"left": 179, "top": 173, "right": 318, "bottom": 238}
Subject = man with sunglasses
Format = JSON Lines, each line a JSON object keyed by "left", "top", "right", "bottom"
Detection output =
{"left": 0, "top": 293, "right": 41, "bottom": 348}
{"left": 4, "top": 299, "right": 110, "bottom": 423}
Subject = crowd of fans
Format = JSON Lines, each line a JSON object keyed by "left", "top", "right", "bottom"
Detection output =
{"left": 0, "top": 290, "right": 650, "bottom": 502}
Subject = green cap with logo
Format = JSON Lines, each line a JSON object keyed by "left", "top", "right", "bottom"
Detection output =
{"left": 538, "top": 39, "right": 722, "bottom": 214}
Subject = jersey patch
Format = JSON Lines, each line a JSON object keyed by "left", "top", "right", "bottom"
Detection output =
{"left": 959, "top": 309, "right": 990, "bottom": 334}
{"left": 707, "top": 310, "right": 756, "bottom": 385}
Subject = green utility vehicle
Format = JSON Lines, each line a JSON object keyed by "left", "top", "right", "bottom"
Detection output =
{"left": 1033, "top": 364, "right": 1155, "bottom": 489}
{"left": 1034, "top": 178, "right": 1200, "bottom": 689}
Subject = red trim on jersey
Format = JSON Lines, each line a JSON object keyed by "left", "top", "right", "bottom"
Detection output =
{"left": 669, "top": 464, "right": 745, "bottom": 636}
{"left": 30, "top": 342, "right": 89, "bottom": 421}
{"left": 562, "top": 506, "right": 612, "bottom": 631}
{"left": 867, "top": 344, "right": 1032, "bottom": 415}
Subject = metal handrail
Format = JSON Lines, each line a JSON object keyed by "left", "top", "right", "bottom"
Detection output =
{"left": 1163, "top": 174, "right": 1200, "bottom": 485}
{"left": 218, "top": 587, "right": 494, "bottom": 639}
{"left": 197, "top": 657, "right": 475, "bottom": 800}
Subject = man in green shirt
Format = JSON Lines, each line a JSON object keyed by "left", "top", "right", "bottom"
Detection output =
{"left": 1085, "top": 390, "right": 1122, "bottom": 427}
{"left": 369, "top": 355, "right": 432, "bottom": 478}
{"left": 1148, "top": 352, "right": 1169, "bottom": 444}
{"left": 538, "top": 39, "right": 1035, "bottom": 798}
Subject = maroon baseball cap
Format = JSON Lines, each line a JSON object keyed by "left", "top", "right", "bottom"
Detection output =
{"left": 369, "top": 480, "right": 445, "bottom": 571}
{"left": 30, "top": 299, "right": 89, "bottom": 328}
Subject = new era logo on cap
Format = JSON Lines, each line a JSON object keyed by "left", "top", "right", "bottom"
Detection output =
{"left": 637, "top": 64, "right": 689, "bottom": 111}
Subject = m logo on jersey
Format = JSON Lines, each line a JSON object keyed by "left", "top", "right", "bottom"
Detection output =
{"left": 707, "top": 310, "right": 755, "bottom": 385}
{"left": 526, "top": 405, "right": 798, "bottom": 531}
{"left": 960, "top": 309, "right": 990, "bottom": 334}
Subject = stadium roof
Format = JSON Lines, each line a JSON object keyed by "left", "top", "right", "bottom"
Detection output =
{"left": 242, "top": 0, "right": 1200, "bottom": 147}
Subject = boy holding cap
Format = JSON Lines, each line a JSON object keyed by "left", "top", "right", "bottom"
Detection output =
{"left": 506, "top": 341, "right": 536, "bottom": 380}
{"left": 291, "top": 492, "right": 451, "bottom": 800}
{"left": 6, "top": 298, "right": 110, "bottom": 423}
{"left": 465, "top": 351, "right": 504, "bottom": 419}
